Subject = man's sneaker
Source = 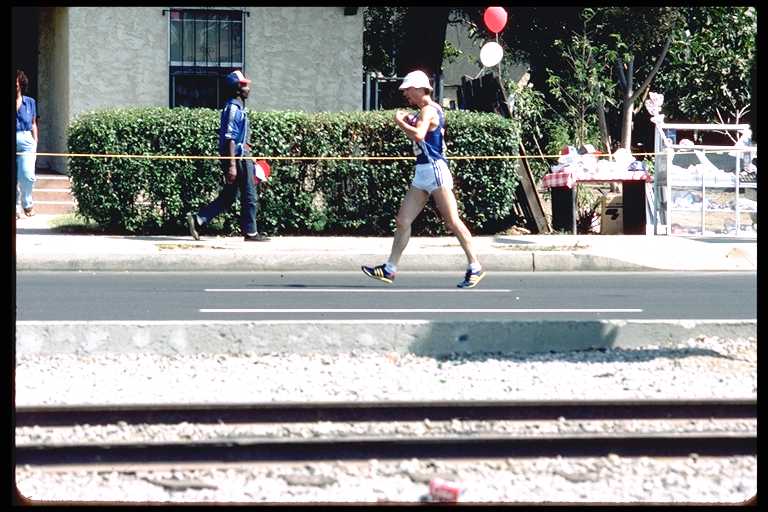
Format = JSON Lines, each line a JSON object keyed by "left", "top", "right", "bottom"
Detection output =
{"left": 186, "top": 213, "right": 200, "bottom": 240}
{"left": 244, "top": 233, "right": 270, "bottom": 242}
{"left": 361, "top": 264, "right": 395, "bottom": 284}
{"left": 457, "top": 269, "right": 486, "bottom": 288}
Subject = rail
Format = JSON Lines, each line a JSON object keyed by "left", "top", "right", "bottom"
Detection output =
{"left": 16, "top": 399, "right": 756, "bottom": 466}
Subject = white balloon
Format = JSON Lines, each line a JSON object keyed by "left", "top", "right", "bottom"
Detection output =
{"left": 480, "top": 41, "right": 503, "bottom": 67}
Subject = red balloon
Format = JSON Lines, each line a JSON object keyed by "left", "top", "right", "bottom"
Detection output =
{"left": 483, "top": 6, "right": 508, "bottom": 34}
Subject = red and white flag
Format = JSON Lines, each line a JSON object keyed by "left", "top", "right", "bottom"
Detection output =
{"left": 253, "top": 159, "right": 271, "bottom": 184}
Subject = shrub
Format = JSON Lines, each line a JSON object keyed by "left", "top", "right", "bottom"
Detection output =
{"left": 68, "top": 108, "right": 522, "bottom": 235}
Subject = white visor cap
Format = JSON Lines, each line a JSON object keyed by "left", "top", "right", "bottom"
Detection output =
{"left": 399, "top": 70, "right": 433, "bottom": 92}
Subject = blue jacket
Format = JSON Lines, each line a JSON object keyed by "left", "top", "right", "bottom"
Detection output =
{"left": 218, "top": 97, "right": 249, "bottom": 157}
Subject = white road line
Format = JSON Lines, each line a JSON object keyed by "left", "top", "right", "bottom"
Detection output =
{"left": 199, "top": 308, "right": 644, "bottom": 313}
{"left": 205, "top": 288, "right": 513, "bottom": 293}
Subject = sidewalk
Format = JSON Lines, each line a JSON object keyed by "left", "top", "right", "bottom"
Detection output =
{"left": 15, "top": 214, "right": 757, "bottom": 272}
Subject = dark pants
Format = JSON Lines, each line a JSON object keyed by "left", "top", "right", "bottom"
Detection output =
{"left": 197, "top": 157, "right": 258, "bottom": 235}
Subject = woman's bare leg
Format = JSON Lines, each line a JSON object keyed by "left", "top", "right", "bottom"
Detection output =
{"left": 431, "top": 186, "right": 479, "bottom": 266}
{"left": 387, "top": 186, "right": 429, "bottom": 266}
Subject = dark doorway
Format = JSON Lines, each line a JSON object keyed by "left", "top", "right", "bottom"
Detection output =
{"left": 12, "top": 7, "right": 39, "bottom": 99}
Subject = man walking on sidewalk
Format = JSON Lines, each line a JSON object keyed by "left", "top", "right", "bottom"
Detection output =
{"left": 187, "top": 70, "right": 269, "bottom": 242}
{"left": 361, "top": 70, "right": 485, "bottom": 288}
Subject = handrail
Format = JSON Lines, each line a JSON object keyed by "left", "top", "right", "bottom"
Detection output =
{"left": 657, "top": 123, "right": 751, "bottom": 131}
{"left": 664, "top": 144, "right": 757, "bottom": 151}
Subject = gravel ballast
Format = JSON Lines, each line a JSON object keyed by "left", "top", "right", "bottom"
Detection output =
{"left": 15, "top": 336, "right": 756, "bottom": 405}
{"left": 15, "top": 457, "right": 756, "bottom": 504}
{"left": 14, "top": 335, "right": 756, "bottom": 503}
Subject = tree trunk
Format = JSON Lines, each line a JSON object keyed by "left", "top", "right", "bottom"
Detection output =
{"left": 621, "top": 94, "right": 634, "bottom": 150}
{"left": 620, "top": 57, "right": 635, "bottom": 149}
{"left": 620, "top": 36, "right": 673, "bottom": 150}
{"left": 596, "top": 99, "right": 611, "bottom": 154}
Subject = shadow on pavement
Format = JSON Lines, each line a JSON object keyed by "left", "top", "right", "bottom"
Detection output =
{"left": 424, "top": 346, "right": 735, "bottom": 364}
{"left": 406, "top": 321, "right": 740, "bottom": 362}
{"left": 408, "top": 321, "right": 619, "bottom": 357}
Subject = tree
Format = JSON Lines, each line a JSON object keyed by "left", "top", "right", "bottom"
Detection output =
{"left": 536, "top": 7, "right": 753, "bottom": 150}
{"left": 363, "top": 7, "right": 450, "bottom": 79}
{"left": 545, "top": 13, "right": 616, "bottom": 152}
{"left": 591, "top": 7, "right": 686, "bottom": 149}
{"left": 653, "top": 7, "right": 756, "bottom": 126}
{"left": 363, "top": 6, "right": 755, "bottom": 151}
{"left": 363, "top": 7, "right": 407, "bottom": 76}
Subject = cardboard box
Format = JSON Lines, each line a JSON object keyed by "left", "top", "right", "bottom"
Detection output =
{"left": 600, "top": 194, "right": 623, "bottom": 234}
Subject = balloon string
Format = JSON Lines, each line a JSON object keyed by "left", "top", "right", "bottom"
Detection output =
{"left": 496, "top": 32, "right": 502, "bottom": 83}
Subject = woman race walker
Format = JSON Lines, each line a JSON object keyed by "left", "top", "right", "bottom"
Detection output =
{"left": 362, "top": 70, "right": 486, "bottom": 289}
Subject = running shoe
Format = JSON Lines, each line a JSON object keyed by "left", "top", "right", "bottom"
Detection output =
{"left": 457, "top": 269, "right": 486, "bottom": 288}
{"left": 361, "top": 264, "right": 395, "bottom": 284}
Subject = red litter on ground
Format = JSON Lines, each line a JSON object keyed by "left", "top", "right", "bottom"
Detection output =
{"left": 429, "top": 477, "right": 465, "bottom": 502}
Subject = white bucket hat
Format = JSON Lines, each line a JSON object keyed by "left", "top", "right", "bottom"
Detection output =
{"left": 399, "top": 70, "right": 433, "bottom": 92}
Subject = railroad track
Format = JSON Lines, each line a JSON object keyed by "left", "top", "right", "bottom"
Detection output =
{"left": 15, "top": 399, "right": 756, "bottom": 466}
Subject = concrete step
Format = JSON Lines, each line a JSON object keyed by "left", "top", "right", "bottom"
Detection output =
{"left": 23, "top": 201, "right": 76, "bottom": 215}
{"left": 34, "top": 174, "right": 71, "bottom": 189}
{"left": 30, "top": 172, "right": 75, "bottom": 214}
{"left": 33, "top": 189, "right": 73, "bottom": 202}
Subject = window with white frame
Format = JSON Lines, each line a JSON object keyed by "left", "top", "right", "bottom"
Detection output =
{"left": 168, "top": 8, "right": 246, "bottom": 108}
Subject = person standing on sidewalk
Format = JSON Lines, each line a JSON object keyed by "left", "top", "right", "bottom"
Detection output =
{"left": 186, "top": 70, "right": 269, "bottom": 242}
{"left": 361, "top": 70, "right": 485, "bottom": 288}
{"left": 16, "top": 69, "right": 38, "bottom": 219}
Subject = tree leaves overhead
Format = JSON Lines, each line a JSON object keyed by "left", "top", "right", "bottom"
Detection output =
{"left": 363, "top": 7, "right": 449, "bottom": 78}
{"left": 593, "top": 7, "right": 685, "bottom": 63}
{"left": 363, "top": 7, "right": 407, "bottom": 76}
{"left": 362, "top": 6, "right": 755, "bottom": 151}
{"left": 653, "top": 6, "right": 756, "bottom": 123}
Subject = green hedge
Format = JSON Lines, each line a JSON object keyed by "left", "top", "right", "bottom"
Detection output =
{"left": 67, "top": 108, "right": 522, "bottom": 235}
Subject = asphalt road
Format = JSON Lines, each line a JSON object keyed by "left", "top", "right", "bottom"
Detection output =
{"left": 15, "top": 271, "right": 757, "bottom": 321}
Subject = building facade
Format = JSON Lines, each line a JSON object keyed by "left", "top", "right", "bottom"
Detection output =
{"left": 28, "top": 6, "right": 363, "bottom": 173}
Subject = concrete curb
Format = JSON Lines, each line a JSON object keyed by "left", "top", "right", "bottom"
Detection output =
{"left": 16, "top": 319, "right": 756, "bottom": 357}
{"left": 16, "top": 228, "right": 757, "bottom": 272}
{"left": 16, "top": 252, "right": 658, "bottom": 272}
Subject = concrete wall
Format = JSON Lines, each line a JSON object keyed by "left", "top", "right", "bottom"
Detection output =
{"left": 36, "top": 6, "right": 363, "bottom": 173}
{"left": 37, "top": 7, "right": 70, "bottom": 173}
{"left": 247, "top": 7, "right": 362, "bottom": 112}
{"left": 37, "top": 7, "right": 168, "bottom": 174}
{"left": 68, "top": 8, "right": 168, "bottom": 113}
